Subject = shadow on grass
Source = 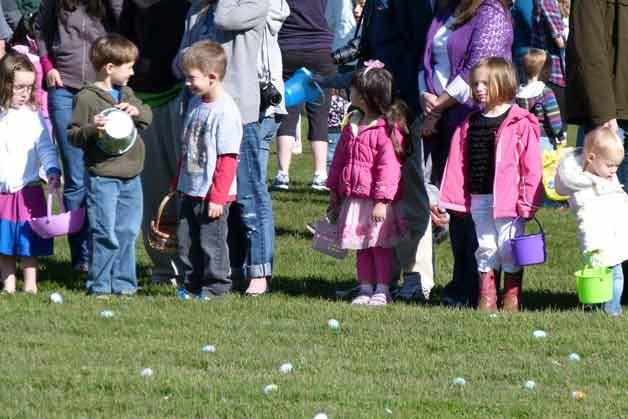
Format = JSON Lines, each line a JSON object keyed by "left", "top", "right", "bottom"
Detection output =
{"left": 270, "top": 275, "right": 356, "bottom": 299}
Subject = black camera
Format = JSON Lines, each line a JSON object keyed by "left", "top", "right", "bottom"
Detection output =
{"left": 331, "top": 37, "right": 362, "bottom": 66}
{"left": 260, "top": 82, "right": 282, "bottom": 111}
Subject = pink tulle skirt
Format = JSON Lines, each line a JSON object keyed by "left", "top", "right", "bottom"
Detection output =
{"left": 336, "top": 197, "right": 407, "bottom": 250}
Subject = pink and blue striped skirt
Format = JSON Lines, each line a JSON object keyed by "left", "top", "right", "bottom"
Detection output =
{"left": 0, "top": 186, "right": 53, "bottom": 257}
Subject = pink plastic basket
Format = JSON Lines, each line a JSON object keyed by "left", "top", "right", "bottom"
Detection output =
{"left": 311, "top": 217, "right": 347, "bottom": 259}
{"left": 30, "top": 189, "right": 86, "bottom": 239}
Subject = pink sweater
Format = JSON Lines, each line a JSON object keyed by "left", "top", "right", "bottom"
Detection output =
{"left": 327, "top": 112, "right": 404, "bottom": 202}
{"left": 439, "top": 105, "right": 543, "bottom": 219}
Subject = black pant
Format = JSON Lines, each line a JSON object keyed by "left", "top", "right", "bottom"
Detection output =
{"left": 177, "top": 196, "right": 231, "bottom": 296}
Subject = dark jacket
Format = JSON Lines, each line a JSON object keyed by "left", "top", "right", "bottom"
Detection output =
{"left": 33, "top": 0, "right": 123, "bottom": 90}
{"left": 68, "top": 84, "right": 152, "bottom": 178}
{"left": 566, "top": 0, "right": 628, "bottom": 126}
{"left": 119, "top": 0, "right": 190, "bottom": 93}
{"left": 362, "top": 0, "right": 433, "bottom": 115}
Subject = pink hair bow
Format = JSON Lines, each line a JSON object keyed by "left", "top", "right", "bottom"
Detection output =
{"left": 364, "top": 59, "right": 385, "bottom": 74}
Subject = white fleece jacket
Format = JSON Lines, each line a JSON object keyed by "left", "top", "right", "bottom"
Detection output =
{"left": 554, "top": 148, "right": 628, "bottom": 267}
{"left": 0, "top": 107, "right": 59, "bottom": 193}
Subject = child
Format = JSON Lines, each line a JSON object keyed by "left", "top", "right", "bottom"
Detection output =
{"left": 68, "top": 34, "right": 152, "bottom": 297}
{"left": 439, "top": 57, "right": 543, "bottom": 312}
{"left": 555, "top": 128, "right": 628, "bottom": 316}
{"left": 516, "top": 48, "right": 565, "bottom": 152}
{"left": 175, "top": 40, "right": 242, "bottom": 300}
{"left": 0, "top": 52, "right": 61, "bottom": 294}
{"left": 327, "top": 61, "right": 409, "bottom": 306}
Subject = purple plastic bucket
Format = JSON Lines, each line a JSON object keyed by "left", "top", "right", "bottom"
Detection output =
{"left": 510, "top": 217, "right": 546, "bottom": 266}
{"left": 30, "top": 189, "right": 86, "bottom": 239}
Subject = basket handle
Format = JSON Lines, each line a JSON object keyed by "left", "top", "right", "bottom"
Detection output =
{"left": 508, "top": 216, "right": 544, "bottom": 240}
{"left": 155, "top": 191, "right": 176, "bottom": 230}
{"left": 46, "top": 188, "right": 66, "bottom": 217}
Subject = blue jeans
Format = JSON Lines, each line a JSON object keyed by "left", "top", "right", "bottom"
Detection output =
{"left": 327, "top": 131, "right": 341, "bottom": 171}
{"left": 86, "top": 175, "right": 143, "bottom": 295}
{"left": 228, "top": 122, "right": 275, "bottom": 279}
{"left": 259, "top": 115, "right": 282, "bottom": 183}
{"left": 604, "top": 264, "right": 624, "bottom": 316}
{"left": 48, "top": 87, "right": 89, "bottom": 267}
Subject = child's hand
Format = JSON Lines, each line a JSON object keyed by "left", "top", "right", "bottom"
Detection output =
{"left": 93, "top": 114, "right": 107, "bottom": 131}
{"left": 47, "top": 172, "right": 61, "bottom": 189}
{"left": 116, "top": 102, "right": 140, "bottom": 117}
{"left": 207, "top": 202, "right": 224, "bottom": 219}
{"left": 371, "top": 201, "right": 388, "bottom": 223}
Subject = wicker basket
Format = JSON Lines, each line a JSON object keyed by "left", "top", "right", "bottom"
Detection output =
{"left": 148, "top": 191, "right": 178, "bottom": 254}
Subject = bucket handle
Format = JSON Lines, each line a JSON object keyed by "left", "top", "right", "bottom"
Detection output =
{"left": 508, "top": 216, "right": 544, "bottom": 240}
{"left": 155, "top": 191, "right": 176, "bottom": 230}
{"left": 578, "top": 252, "right": 597, "bottom": 275}
{"left": 307, "top": 80, "right": 327, "bottom": 106}
{"left": 46, "top": 188, "right": 66, "bottom": 217}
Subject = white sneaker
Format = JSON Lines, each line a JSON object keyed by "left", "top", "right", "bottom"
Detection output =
{"left": 271, "top": 172, "right": 290, "bottom": 191}
{"left": 311, "top": 173, "right": 329, "bottom": 192}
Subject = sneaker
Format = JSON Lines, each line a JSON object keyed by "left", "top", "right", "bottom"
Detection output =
{"left": 394, "top": 274, "right": 430, "bottom": 302}
{"left": 311, "top": 173, "right": 329, "bottom": 192}
{"left": 368, "top": 292, "right": 390, "bottom": 306}
{"left": 271, "top": 172, "right": 289, "bottom": 191}
{"left": 177, "top": 288, "right": 196, "bottom": 300}
{"left": 351, "top": 294, "right": 371, "bottom": 305}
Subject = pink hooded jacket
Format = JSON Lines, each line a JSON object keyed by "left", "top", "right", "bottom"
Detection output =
{"left": 439, "top": 104, "right": 543, "bottom": 218}
{"left": 327, "top": 112, "right": 404, "bottom": 202}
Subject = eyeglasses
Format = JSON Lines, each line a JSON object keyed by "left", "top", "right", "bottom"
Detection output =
{"left": 13, "top": 84, "right": 33, "bottom": 93}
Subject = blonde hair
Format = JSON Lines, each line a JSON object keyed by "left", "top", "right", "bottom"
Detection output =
{"left": 182, "top": 40, "right": 227, "bottom": 80}
{"left": 470, "top": 57, "right": 518, "bottom": 108}
{"left": 583, "top": 127, "right": 625, "bottom": 165}
{"left": 522, "top": 48, "right": 550, "bottom": 80}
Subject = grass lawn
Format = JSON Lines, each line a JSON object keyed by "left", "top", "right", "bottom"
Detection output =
{"left": 2, "top": 133, "right": 628, "bottom": 418}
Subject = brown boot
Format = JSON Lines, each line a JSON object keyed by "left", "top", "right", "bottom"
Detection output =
{"left": 502, "top": 271, "right": 523, "bottom": 312}
{"left": 478, "top": 270, "right": 497, "bottom": 312}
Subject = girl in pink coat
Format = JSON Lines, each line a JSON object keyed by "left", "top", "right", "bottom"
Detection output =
{"left": 327, "top": 62, "right": 409, "bottom": 306}
{"left": 439, "top": 57, "right": 543, "bottom": 312}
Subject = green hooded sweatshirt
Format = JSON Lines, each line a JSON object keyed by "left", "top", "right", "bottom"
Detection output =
{"left": 68, "top": 84, "right": 152, "bottom": 179}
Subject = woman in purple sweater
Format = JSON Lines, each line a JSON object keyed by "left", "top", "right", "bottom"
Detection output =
{"left": 418, "top": 0, "right": 513, "bottom": 307}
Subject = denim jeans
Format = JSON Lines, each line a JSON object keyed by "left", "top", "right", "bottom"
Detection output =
{"left": 259, "top": 115, "right": 282, "bottom": 183}
{"left": 327, "top": 131, "right": 341, "bottom": 171}
{"left": 227, "top": 122, "right": 275, "bottom": 279}
{"left": 178, "top": 197, "right": 231, "bottom": 296}
{"left": 48, "top": 87, "right": 89, "bottom": 268}
{"left": 604, "top": 264, "right": 624, "bottom": 316}
{"left": 86, "top": 175, "right": 142, "bottom": 295}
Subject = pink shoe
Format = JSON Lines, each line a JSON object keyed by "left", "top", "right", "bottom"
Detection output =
{"left": 351, "top": 294, "right": 371, "bottom": 305}
{"left": 368, "top": 293, "right": 390, "bottom": 306}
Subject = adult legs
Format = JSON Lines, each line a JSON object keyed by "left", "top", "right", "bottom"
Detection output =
{"left": 140, "top": 95, "right": 183, "bottom": 285}
{"left": 48, "top": 87, "right": 89, "bottom": 270}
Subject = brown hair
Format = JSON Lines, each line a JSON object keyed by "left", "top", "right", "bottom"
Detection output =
{"left": 89, "top": 34, "right": 138, "bottom": 71}
{"left": 182, "top": 40, "right": 228, "bottom": 80}
{"left": 522, "top": 48, "right": 550, "bottom": 80}
{"left": 452, "top": 0, "right": 511, "bottom": 29}
{"left": 351, "top": 66, "right": 410, "bottom": 160}
{"left": 557, "top": 0, "right": 570, "bottom": 18}
{"left": 470, "top": 57, "right": 518, "bottom": 108}
{"left": 0, "top": 51, "right": 37, "bottom": 111}
{"left": 584, "top": 127, "right": 625, "bottom": 165}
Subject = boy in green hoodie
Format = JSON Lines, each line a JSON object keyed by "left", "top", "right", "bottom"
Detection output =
{"left": 68, "top": 34, "right": 152, "bottom": 297}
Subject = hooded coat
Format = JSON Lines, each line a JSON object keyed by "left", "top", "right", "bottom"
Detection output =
{"left": 555, "top": 148, "right": 628, "bottom": 267}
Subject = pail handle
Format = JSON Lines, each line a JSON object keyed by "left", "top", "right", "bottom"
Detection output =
{"left": 46, "top": 188, "right": 66, "bottom": 217}
{"left": 307, "top": 81, "right": 326, "bottom": 106}
{"left": 155, "top": 191, "right": 176, "bottom": 230}
{"left": 508, "top": 216, "right": 544, "bottom": 240}
{"left": 579, "top": 252, "right": 596, "bottom": 274}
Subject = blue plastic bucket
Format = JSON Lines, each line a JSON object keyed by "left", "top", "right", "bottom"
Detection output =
{"left": 284, "top": 67, "right": 324, "bottom": 107}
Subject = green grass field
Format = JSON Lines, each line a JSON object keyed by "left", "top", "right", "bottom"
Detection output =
{"left": 2, "top": 134, "right": 628, "bottom": 418}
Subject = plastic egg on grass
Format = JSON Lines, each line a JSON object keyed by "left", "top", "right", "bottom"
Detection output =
{"left": 571, "top": 390, "right": 585, "bottom": 400}
{"left": 523, "top": 380, "right": 536, "bottom": 390}
{"left": 327, "top": 319, "right": 340, "bottom": 330}
{"left": 262, "top": 384, "right": 278, "bottom": 394}
{"left": 140, "top": 368, "right": 154, "bottom": 377}
{"left": 201, "top": 345, "right": 216, "bottom": 353}
{"left": 49, "top": 292, "right": 63, "bottom": 304}
{"left": 532, "top": 329, "right": 547, "bottom": 338}
{"left": 567, "top": 352, "right": 581, "bottom": 362}
{"left": 279, "top": 363, "right": 293, "bottom": 374}
{"left": 313, "top": 413, "right": 328, "bottom": 419}
{"left": 451, "top": 377, "right": 466, "bottom": 386}
{"left": 100, "top": 310, "right": 114, "bottom": 318}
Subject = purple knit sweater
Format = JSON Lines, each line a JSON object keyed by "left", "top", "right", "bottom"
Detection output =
{"left": 423, "top": 0, "right": 513, "bottom": 95}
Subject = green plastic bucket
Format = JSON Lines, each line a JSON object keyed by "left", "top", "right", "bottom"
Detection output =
{"left": 574, "top": 258, "right": 612, "bottom": 304}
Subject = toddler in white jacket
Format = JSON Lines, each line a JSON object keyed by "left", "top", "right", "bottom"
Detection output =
{"left": 555, "top": 127, "right": 628, "bottom": 315}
